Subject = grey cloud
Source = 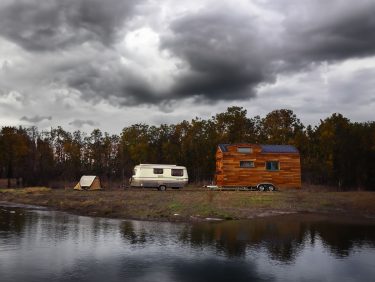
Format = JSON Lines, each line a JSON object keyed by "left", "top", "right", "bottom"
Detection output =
{"left": 328, "top": 68, "right": 375, "bottom": 106}
{"left": 20, "top": 115, "right": 52, "bottom": 123}
{"left": 61, "top": 0, "right": 375, "bottom": 106}
{"left": 280, "top": 0, "right": 375, "bottom": 65}
{"left": 57, "top": 56, "right": 160, "bottom": 106}
{"left": 69, "top": 119, "right": 99, "bottom": 128}
{"left": 158, "top": 1, "right": 375, "bottom": 102}
{"left": 2, "top": 0, "right": 375, "bottom": 109}
{"left": 0, "top": 0, "right": 142, "bottom": 51}
{"left": 161, "top": 8, "right": 273, "bottom": 101}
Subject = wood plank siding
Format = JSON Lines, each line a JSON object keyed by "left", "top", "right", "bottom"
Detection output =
{"left": 215, "top": 144, "right": 301, "bottom": 189}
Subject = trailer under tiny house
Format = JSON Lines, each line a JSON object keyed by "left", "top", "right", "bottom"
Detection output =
{"left": 215, "top": 144, "right": 301, "bottom": 190}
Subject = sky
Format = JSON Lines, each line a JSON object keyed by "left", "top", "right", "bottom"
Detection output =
{"left": 0, "top": 0, "right": 375, "bottom": 133}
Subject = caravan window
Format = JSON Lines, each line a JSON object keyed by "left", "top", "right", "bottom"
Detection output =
{"left": 153, "top": 168, "right": 163, "bottom": 174}
{"left": 171, "top": 169, "right": 183, "bottom": 177}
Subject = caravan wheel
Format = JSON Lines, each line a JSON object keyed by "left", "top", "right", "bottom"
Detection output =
{"left": 158, "top": 185, "right": 167, "bottom": 191}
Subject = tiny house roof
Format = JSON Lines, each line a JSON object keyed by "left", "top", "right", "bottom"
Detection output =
{"left": 218, "top": 144, "right": 299, "bottom": 153}
{"left": 80, "top": 175, "right": 98, "bottom": 187}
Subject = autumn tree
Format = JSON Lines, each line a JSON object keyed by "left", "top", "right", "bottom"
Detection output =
{"left": 261, "top": 109, "right": 304, "bottom": 144}
{"left": 213, "top": 106, "right": 255, "bottom": 143}
{"left": 119, "top": 124, "right": 153, "bottom": 179}
{"left": 0, "top": 127, "right": 30, "bottom": 187}
{"left": 0, "top": 108, "right": 374, "bottom": 190}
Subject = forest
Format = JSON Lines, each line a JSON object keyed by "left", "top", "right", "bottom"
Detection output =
{"left": 0, "top": 107, "right": 374, "bottom": 190}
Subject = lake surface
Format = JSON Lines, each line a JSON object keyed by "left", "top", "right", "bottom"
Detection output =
{"left": 1, "top": 204, "right": 375, "bottom": 282}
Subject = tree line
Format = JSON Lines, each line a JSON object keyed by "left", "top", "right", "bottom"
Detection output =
{"left": 0, "top": 107, "right": 374, "bottom": 190}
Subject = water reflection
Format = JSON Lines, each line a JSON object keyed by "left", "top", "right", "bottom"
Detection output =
{"left": 181, "top": 218, "right": 309, "bottom": 261}
{"left": 1, "top": 205, "right": 375, "bottom": 282}
{"left": 183, "top": 215, "right": 375, "bottom": 261}
{"left": 121, "top": 221, "right": 147, "bottom": 245}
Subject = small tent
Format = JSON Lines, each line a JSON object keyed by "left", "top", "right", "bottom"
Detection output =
{"left": 74, "top": 175, "right": 102, "bottom": 190}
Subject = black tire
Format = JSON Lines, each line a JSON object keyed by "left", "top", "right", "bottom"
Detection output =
{"left": 159, "top": 185, "right": 167, "bottom": 191}
{"left": 258, "top": 184, "right": 266, "bottom": 192}
{"left": 268, "top": 184, "right": 276, "bottom": 192}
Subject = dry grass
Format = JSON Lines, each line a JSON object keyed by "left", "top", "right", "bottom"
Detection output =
{"left": 1, "top": 187, "right": 375, "bottom": 221}
{"left": 0, "top": 187, "right": 51, "bottom": 194}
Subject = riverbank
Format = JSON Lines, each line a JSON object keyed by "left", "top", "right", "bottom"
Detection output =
{"left": 1, "top": 187, "right": 375, "bottom": 221}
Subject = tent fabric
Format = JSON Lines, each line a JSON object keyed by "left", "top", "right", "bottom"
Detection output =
{"left": 74, "top": 175, "right": 102, "bottom": 190}
{"left": 80, "top": 176, "right": 97, "bottom": 187}
{"left": 74, "top": 182, "right": 81, "bottom": 190}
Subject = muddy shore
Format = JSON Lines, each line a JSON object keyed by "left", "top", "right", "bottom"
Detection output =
{"left": 1, "top": 187, "right": 375, "bottom": 222}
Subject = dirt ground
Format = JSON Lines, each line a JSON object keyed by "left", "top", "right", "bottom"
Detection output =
{"left": 1, "top": 186, "right": 375, "bottom": 222}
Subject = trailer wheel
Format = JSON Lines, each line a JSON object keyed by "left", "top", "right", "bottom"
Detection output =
{"left": 268, "top": 184, "right": 276, "bottom": 192}
{"left": 158, "top": 185, "right": 167, "bottom": 191}
{"left": 258, "top": 184, "right": 266, "bottom": 192}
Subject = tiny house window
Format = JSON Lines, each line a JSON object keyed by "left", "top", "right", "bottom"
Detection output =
{"left": 240, "top": 161, "right": 255, "bottom": 168}
{"left": 153, "top": 168, "right": 163, "bottom": 174}
{"left": 171, "top": 169, "right": 183, "bottom": 177}
{"left": 266, "top": 161, "right": 279, "bottom": 171}
{"left": 237, "top": 147, "right": 253, "bottom": 153}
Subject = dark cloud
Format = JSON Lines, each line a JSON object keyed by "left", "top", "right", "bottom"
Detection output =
{"left": 161, "top": 8, "right": 273, "bottom": 101}
{"left": 69, "top": 119, "right": 99, "bottom": 128}
{"left": 20, "top": 115, "right": 52, "bottom": 123}
{"left": 1, "top": 0, "right": 375, "bottom": 109}
{"left": 279, "top": 0, "right": 375, "bottom": 66}
{"left": 56, "top": 56, "right": 160, "bottom": 106}
{"left": 159, "top": 1, "right": 375, "bottom": 102}
{"left": 0, "top": 0, "right": 141, "bottom": 51}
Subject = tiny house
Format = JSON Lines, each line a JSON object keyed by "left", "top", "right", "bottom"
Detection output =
{"left": 215, "top": 144, "right": 301, "bottom": 190}
{"left": 130, "top": 164, "right": 188, "bottom": 190}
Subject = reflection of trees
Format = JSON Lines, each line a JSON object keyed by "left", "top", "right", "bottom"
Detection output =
{"left": 260, "top": 221, "right": 308, "bottom": 263}
{"left": 3, "top": 207, "right": 375, "bottom": 265}
{"left": 312, "top": 220, "right": 375, "bottom": 258}
{"left": 120, "top": 221, "right": 147, "bottom": 245}
{"left": 184, "top": 217, "right": 307, "bottom": 262}
{"left": 182, "top": 215, "right": 375, "bottom": 263}
{"left": 0, "top": 207, "right": 26, "bottom": 235}
{"left": 0, "top": 207, "right": 27, "bottom": 249}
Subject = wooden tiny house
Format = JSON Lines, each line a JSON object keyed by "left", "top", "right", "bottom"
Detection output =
{"left": 215, "top": 144, "right": 301, "bottom": 190}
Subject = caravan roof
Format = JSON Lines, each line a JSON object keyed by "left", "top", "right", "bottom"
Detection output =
{"left": 136, "top": 164, "right": 186, "bottom": 169}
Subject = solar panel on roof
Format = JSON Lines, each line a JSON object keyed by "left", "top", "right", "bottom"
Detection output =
{"left": 218, "top": 144, "right": 299, "bottom": 153}
{"left": 218, "top": 144, "right": 229, "bottom": 152}
{"left": 260, "top": 145, "right": 299, "bottom": 153}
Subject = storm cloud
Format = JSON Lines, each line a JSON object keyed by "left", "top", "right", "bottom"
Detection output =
{"left": 0, "top": 0, "right": 141, "bottom": 51}
{"left": 160, "top": 1, "right": 375, "bottom": 101}
{"left": 0, "top": 0, "right": 375, "bottom": 131}
{"left": 161, "top": 7, "right": 273, "bottom": 100}
{"left": 279, "top": 0, "right": 375, "bottom": 65}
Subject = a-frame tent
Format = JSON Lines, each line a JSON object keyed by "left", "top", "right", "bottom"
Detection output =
{"left": 74, "top": 175, "right": 102, "bottom": 190}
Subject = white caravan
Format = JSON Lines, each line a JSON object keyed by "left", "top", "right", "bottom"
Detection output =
{"left": 130, "top": 164, "right": 188, "bottom": 190}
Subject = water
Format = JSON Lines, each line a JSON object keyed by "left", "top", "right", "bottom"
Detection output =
{"left": 1, "top": 204, "right": 375, "bottom": 282}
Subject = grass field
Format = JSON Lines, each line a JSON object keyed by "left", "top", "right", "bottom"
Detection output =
{"left": 1, "top": 187, "right": 375, "bottom": 221}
